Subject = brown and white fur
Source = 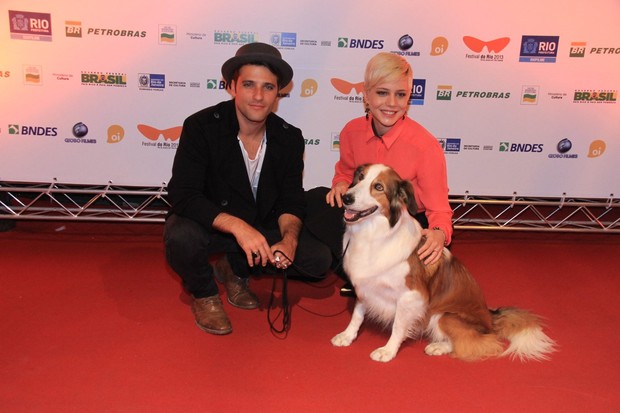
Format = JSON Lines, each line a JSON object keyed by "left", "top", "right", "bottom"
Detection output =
{"left": 331, "top": 164, "right": 556, "bottom": 362}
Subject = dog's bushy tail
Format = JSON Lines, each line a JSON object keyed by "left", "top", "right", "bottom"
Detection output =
{"left": 491, "top": 307, "right": 557, "bottom": 361}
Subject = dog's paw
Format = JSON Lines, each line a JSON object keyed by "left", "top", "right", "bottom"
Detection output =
{"left": 331, "top": 332, "right": 356, "bottom": 347}
{"left": 370, "top": 346, "right": 397, "bottom": 362}
{"left": 424, "top": 342, "right": 452, "bottom": 356}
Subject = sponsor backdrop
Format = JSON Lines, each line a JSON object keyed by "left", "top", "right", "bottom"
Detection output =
{"left": 1, "top": 0, "right": 618, "bottom": 198}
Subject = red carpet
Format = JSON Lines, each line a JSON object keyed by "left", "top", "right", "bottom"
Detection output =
{"left": 1, "top": 221, "right": 619, "bottom": 412}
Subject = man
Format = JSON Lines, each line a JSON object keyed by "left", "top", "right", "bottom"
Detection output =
{"left": 164, "top": 42, "right": 331, "bottom": 335}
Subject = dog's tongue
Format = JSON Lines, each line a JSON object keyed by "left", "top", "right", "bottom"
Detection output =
{"left": 344, "top": 209, "right": 359, "bottom": 221}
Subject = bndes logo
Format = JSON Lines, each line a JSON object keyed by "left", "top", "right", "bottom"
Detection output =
{"left": 338, "top": 37, "right": 384, "bottom": 49}
{"left": 8, "top": 124, "right": 57, "bottom": 136}
{"left": 206, "top": 79, "right": 228, "bottom": 90}
{"left": 499, "top": 142, "right": 544, "bottom": 152}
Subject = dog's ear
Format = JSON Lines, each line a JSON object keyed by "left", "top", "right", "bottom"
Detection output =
{"left": 388, "top": 174, "right": 409, "bottom": 227}
{"left": 351, "top": 164, "right": 372, "bottom": 187}
{"left": 399, "top": 179, "right": 418, "bottom": 216}
{"left": 388, "top": 184, "right": 403, "bottom": 227}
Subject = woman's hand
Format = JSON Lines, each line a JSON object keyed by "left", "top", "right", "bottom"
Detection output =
{"left": 418, "top": 227, "right": 446, "bottom": 265}
{"left": 326, "top": 182, "right": 349, "bottom": 208}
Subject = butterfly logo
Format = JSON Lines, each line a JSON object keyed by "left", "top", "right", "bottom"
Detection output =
{"left": 463, "top": 36, "right": 510, "bottom": 53}
{"left": 330, "top": 78, "right": 364, "bottom": 95}
{"left": 137, "top": 124, "right": 182, "bottom": 141}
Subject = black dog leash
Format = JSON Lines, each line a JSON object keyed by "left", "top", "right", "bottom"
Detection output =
{"left": 267, "top": 243, "right": 350, "bottom": 336}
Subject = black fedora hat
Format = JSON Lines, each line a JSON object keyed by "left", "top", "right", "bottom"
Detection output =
{"left": 221, "top": 42, "right": 293, "bottom": 88}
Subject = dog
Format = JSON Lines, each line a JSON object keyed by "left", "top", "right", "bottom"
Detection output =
{"left": 331, "top": 164, "right": 556, "bottom": 362}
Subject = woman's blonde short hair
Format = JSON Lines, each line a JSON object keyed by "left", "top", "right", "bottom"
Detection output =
{"left": 364, "top": 52, "right": 413, "bottom": 91}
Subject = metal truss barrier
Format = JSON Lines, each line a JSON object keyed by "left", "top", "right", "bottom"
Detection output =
{"left": 0, "top": 181, "right": 618, "bottom": 233}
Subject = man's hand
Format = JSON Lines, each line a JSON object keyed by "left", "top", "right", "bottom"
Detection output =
{"left": 213, "top": 213, "right": 274, "bottom": 267}
{"left": 271, "top": 213, "right": 301, "bottom": 270}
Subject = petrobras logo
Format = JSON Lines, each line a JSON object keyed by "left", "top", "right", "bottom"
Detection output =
{"left": 8, "top": 124, "right": 58, "bottom": 136}
{"left": 438, "top": 138, "right": 461, "bottom": 154}
{"left": 569, "top": 41, "right": 586, "bottom": 58}
{"left": 0, "top": 70, "right": 11, "bottom": 78}
{"left": 548, "top": 138, "right": 577, "bottom": 159}
{"left": 521, "top": 85, "right": 539, "bottom": 105}
{"left": 436, "top": 85, "right": 452, "bottom": 101}
{"left": 390, "top": 34, "right": 420, "bottom": 57}
{"left": 589, "top": 46, "right": 620, "bottom": 55}
{"left": 81, "top": 71, "right": 127, "bottom": 87}
{"left": 159, "top": 24, "right": 176, "bottom": 45}
{"left": 214, "top": 30, "right": 256, "bottom": 45}
{"left": 65, "top": 20, "right": 82, "bottom": 38}
{"left": 9, "top": 10, "right": 52, "bottom": 41}
{"left": 86, "top": 28, "right": 146, "bottom": 38}
{"left": 455, "top": 90, "right": 510, "bottom": 99}
{"left": 572, "top": 42, "right": 620, "bottom": 57}
{"left": 409, "top": 79, "right": 426, "bottom": 106}
{"left": 138, "top": 73, "right": 165, "bottom": 91}
{"left": 23, "top": 65, "right": 42, "bottom": 85}
{"left": 463, "top": 36, "right": 510, "bottom": 62}
{"left": 499, "top": 141, "right": 544, "bottom": 153}
{"left": 270, "top": 32, "right": 297, "bottom": 49}
{"left": 573, "top": 89, "right": 617, "bottom": 104}
{"left": 337, "top": 36, "right": 384, "bottom": 49}
{"left": 519, "top": 35, "right": 560, "bottom": 63}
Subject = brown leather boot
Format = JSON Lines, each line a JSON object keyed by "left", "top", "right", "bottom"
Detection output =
{"left": 191, "top": 295, "right": 232, "bottom": 335}
{"left": 213, "top": 256, "right": 259, "bottom": 310}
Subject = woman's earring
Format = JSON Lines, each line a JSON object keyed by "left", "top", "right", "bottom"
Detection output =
{"left": 365, "top": 105, "right": 370, "bottom": 120}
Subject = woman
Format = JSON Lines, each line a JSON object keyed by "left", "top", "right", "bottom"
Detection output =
{"left": 326, "top": 52, "right": 453, "bottom": 270}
